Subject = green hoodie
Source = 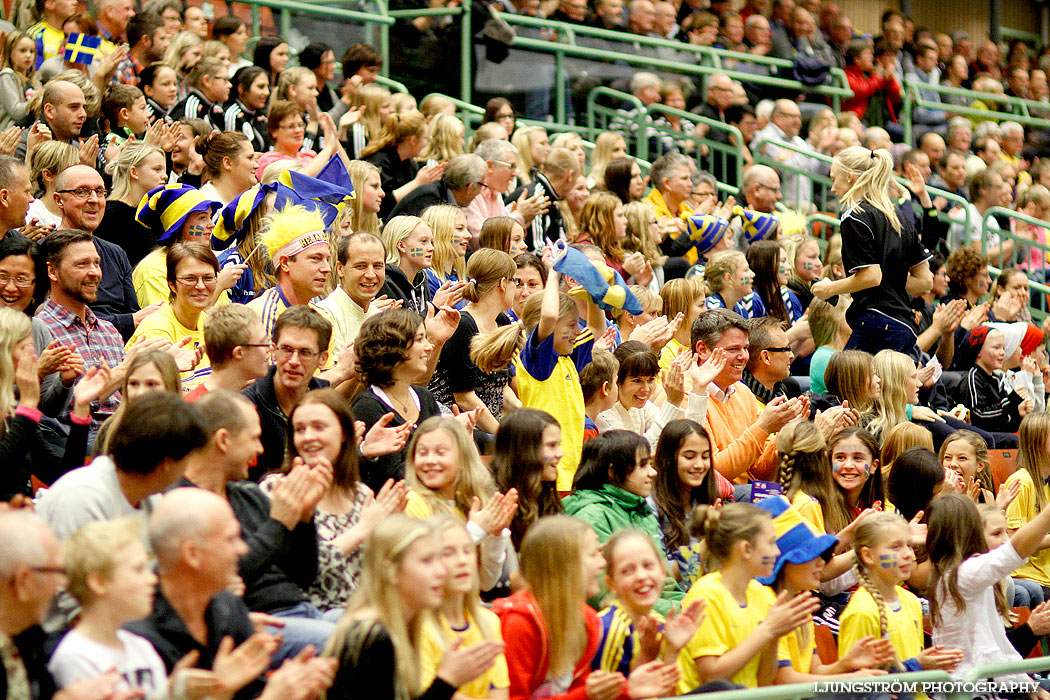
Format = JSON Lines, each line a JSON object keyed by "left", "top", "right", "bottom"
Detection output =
{"left": 562, "top": 484, "right": 685, "bottom": 615}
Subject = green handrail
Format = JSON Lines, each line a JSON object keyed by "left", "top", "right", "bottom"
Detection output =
{"left": 669, "top": 669, "right": 955, "bottom": 700}
{"left": 373, "top": 75, "right": 408, "bottom": 94}
{"left": 646, "top": 103, "right": 745, "bottom": 189}
{"left": 235, "top": 0, "right": 394, "bottom": 50}
{"left": 586, "top": 86, "right": 645, "bottom": 142}
{"left": 981, "top": 206, "right": 1050, "bottom": 322}
{"left": 751, "top": 136, "right": 833, "bottom": 211}
{"left": 950, "top": 656, "right": 1050, "bottom": 700}
{"left": 901, "top": 78, "right": 1050, "bottom": 144}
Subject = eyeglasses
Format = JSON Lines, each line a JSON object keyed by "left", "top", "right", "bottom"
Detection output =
{"left": 492, "top": 159, "right": 516, "bottom": 170}
{"left": 57, "top": 186, "right": 107, "bottom": 199}
{"left": 275, "top": 344, "right": 319, "bottom": 361}
{"left": 279, "top": 121, "right": 305, "bottom": 130}
{"left": 764, "top": 346, "right": 792, "bottom": 353}
{"left": 237, "top": 342, "right": 272, "bottom": 349}
{"left": 210, "top": 75, "right": 231, "bottom": 83}
{"left": 0, "top": 274, "right": 33, "bottom": 288}
{"left": 756, "top": 183, "right": 781, "bottom": 193}
{"left": 175, "top": 274, "right": 218, "bottom": 286}
{"left": 30, "top": 566, "right": 66, "bottom": 576}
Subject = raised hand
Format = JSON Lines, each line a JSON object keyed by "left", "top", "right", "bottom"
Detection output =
{"left": 371, "top": 295, "right": 403, "bottom": 312}
{"left": 842, "top": 635, "right": 895, "bottom": 670}
{"left": 25, "top": 122, "right": 51, "bottom": 160}
{"left": 635, "top": 614, "right": 662, "bottom": 664}
{"left": 761, "top": 590, "right": 820, "bottom": 638}
{"left": 14, "top": 345, "right": 39, "bottom": 409}
{"left": 358, "top": 479, "right": 409, "bottom": 534}
{"left": 452, "top": 406, "right": 483, "bottom": 433}
{"left": 72, "top": 364, "right": 110, "bottom": 419}
{"left": 78, "top": 133, "right": 100, "bottom": 167}
{"left": 424, "top": 304, "right": 461, "bottom": 346}
{"left": 594, "top": 325, "right": 617, "bottom": 352}
{"left": 0, "top": 125, "right": 22, "bottom": 156}
{"left": 662, "top": 599, "right": 706, "bottom": 651}
{"left": 212, "top": 633, "right": 278, "bottom": 695}
{"left": 37, "top": 339, "right": 73, "bottom": 377}
{"left": 360, "top": 412, "right": 412, "bottom": 457}
{"left": 217, "top": 263, "right": 248, "bottom": 292}
{"left": 132, "top": 301, "right": 163, "bottom": 327}
{"left": 908, "top": 510, "right": 927, "bottom": 549}
{"left": 167, "top": 336, "right": 203, "bottom": 372}
{"left": 468, "top": 489, "right": 518, "bottom": 535}
{"left": 996, "top": 478, "right": 1022, "bottom": 511}
{"left": 1028, "top": 600, "right": 1050, "bottom": 636}
{"left": 691, "top": 346, "right": 727, "bottom": 390}
{"left": 432, "top": 280, "right": 468, "bottom": 309}
{"left": 661, "top": 349, "right": 689, "bottom": 407}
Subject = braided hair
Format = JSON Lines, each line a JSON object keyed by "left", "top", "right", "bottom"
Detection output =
{"left": 851, "top": 511, "right": 910, "bottom": 672}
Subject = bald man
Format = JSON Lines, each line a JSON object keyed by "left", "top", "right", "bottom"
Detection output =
{"left": 15, "top": 81, "right": 88, "bottom": 161}
{"left": 751, "top": 99, "right": 826, "bottom": 210}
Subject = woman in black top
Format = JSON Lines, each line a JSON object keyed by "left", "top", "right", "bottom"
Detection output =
{"left": 324, "top": 515, "right": 501, "bottom": 700}
{"left": 812, "top": 146, "right": 932, "bottom": 356}
{"left": 362, "top": 111, "right": 442, "bottom": 221}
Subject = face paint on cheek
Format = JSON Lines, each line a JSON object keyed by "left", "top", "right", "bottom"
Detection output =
{"left": 187, "top": 225, "right": 207, "bottom": 238}
{"left": 408, "top": 247, "right": 426, "bottom": 258}
{"left": 760, "top": 555, "right": 776, "bottom": 566}
{"left": 878, "top": 553, "right": 898, "bottom": 569}
{"left": 832, "top": 460, "right": 845, "bottom": 473}
{"left": 801, "top": 261, "right": 818, "bottom": 271}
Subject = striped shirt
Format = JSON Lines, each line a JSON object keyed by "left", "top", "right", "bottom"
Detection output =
{"left": 223, "top": 100, "right": 268, "bottom": 153}
{"left": 171, "top": 90, "right": 223, "bottom": 130}
{"left": 246, "top": 285, "right": 290, "bottom": 339}
{"left": 34, "top": 298, "right": 125, "bottom": 431}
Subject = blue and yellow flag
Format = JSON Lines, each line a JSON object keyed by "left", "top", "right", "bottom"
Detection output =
{"left": 64, "top": 33, "right": 101, "bottom": 66}
{"left": 275, "top": 158, "right": 355, "bottom": 229}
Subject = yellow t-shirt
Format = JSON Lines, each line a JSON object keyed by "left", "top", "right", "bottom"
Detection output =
{"left": 792, "top": 490, "right": 826, "bottom": 534}
{"left": 133, "top": 247, "right": 230, "bottom": 309}
{"left": 838, "top": 585, "right": 924, "bottom": 667}
{"left": 419, "top": 610, "right": 509, "bottom": 699}
{"left": 125, "top": 302, "right": 210, "bottom": 389}
{"left": 514, "top": 328, "right": 591, "bottom": 492}
{"left": 27, "top": 21, "right": 64, "bottom": 60}
{"left": 1005, "top": 468, "right": 1050, "bottom": 586}
{"left": 678, "top": 571, "right": 777, "bottom": 692}
{"left": 777, "top": 622, "right": 816, "bottom": 675}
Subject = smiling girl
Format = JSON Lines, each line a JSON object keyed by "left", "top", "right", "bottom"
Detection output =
{"left": 420, "top": 517, "right": 510, "bottom": 700}
{"left": 781, "top": 234, "right": 824, "bottom": 311}
{"left": 704, "top": 250, "right": 754, "bottom": 317}
{"left": 492, "top": 409, "right": 563, "bottom": 550}
{"left": 961, "top": 326, "right": 1033, "bottom": 435}
{"left": 824, "top": 427, "right": 885, "bottom": 557}
{"left": 404, "top": 417, "right": 517, "bottom": 593}
{"left": 423, "top": 205, "right": 472, "bottom": 302}
{"left": 939, "top": 430, "right": 995, "bottom": 503}
{"left": 493, "top": 516, "right": 679, "bottom": 700}
{"left": 0, "top": 31, "right": 40, "bottom": 130}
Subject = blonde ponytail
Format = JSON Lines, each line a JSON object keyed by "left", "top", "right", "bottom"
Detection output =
{"left": 833, "top": 146, "right": 901, "bottom": 233}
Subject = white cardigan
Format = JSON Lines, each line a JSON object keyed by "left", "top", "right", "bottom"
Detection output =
{"left": 932, "top": 541, "right": 1032, "bottom": 685}
{"left": 595, "top": 392, "right": 709, "bottom": 450}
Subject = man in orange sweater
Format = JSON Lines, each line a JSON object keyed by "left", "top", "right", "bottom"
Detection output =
{"left": 690, "top": 309, "right": 805, "bottom": 485}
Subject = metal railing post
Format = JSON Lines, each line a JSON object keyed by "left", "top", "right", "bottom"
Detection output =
{"left": 459, "top": 0, "right": 471, "bottom": 104}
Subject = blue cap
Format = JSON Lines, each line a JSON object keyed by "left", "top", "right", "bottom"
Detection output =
{"left": 755, "top": 495, "right": 838, "bottom": 586}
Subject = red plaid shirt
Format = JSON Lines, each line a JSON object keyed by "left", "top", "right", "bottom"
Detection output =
{"left": 112, "top": 53, "right": 144, "bottom": 86}
{"left": 35, "top": 298, "right": 125, "bottom": 429}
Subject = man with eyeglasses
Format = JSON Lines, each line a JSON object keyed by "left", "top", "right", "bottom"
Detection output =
{"left": 388, "top": 153, "right": 487, "bottom": 219}
{"left": 740, "top": 164, "right": 783, "bottom": 215}
{"left": 741, "top": 316, "right": 797, "bottom": 408}
{"left": 691, "top": 309, "right": 806, "bottom": 487}
{"left": 185, "top": 304, "right": 271, "bottom": 401}
{"left": 54, "top": 165, "right": 153, "bottom": 341}
{"left": 751, "top": 99, "right": 826, "bottom": 211}
{"left": 242, "top": 306, "right": 332, "bottom": 478}
{"left": 464, "top": 139, "right": 548, "bottom": 239}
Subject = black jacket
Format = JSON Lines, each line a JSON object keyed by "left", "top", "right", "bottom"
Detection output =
{"left": 90, "top": 236, "right": 141, "bottom": 342}
{"left": 0, "top": 626, "right": 57, "bottom": 700}
{"left": 378, "top": 263, "right": 431, "bottom": 317}
{"left": 125, "top": 589, "right": 264, "bottom": 700}
{"left": 366, "top": 145, "right": 420, "bottom": 221}
{"left": 176, "top": 477, "right": 318, "bottom": 613}
{"left": 351, "top": 386, "right": 441, "bottom": 493}
{"left": 507, "top": 172, "right": 563, "bottom": 253}
{"left": 96, "top": 200, "right": 157, "bottom": 268}
{"left": 241, "top": 366, "right": 328, "bottom": 481}
{"left": 388, "top": 180, "right": 457, "bottom": 218}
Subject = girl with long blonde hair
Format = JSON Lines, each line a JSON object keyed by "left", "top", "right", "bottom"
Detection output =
{"left": 421, "top": 205, "right": 470, "bottom": 296}
{"left": 345, "top": 84, "right": 393, "bottom": 160}
{"left": 103, "top": 143, "right": 169, "bottom": 265}
{"left": 1003, "top": 412, "right": 1050, "bottom": 597}
{"left": 510, "top": 126, "right": 549, "bottom": 185}
{"left": 419, "top": 516, "right": 509, "bottom": 699}
{"left": 587, "top": 131, "right": 628, "bottom": 189}
{"left": 492, "top": 515, "right": 679, "bottom": 700}
{"left": 331, "top": 161, "right": 383, "bottom": 237}
{"left": 869, "top": 349, "right": 942, "bottom": 441}
{"left": 623, "top": 201, "right": 666, "bottom": 290}
{"left": 813, "top": 146, "right": 931, "bottom": 356}
{"left": 575, "top": 193, "right": 630, "bottom": 275}
{"left": 420, "top": 114, "right": 465, "bottom": 165}
{"left": 324, "top": 515, "right": 503, "bottom": 700}
{"left": 364, "top": 111, "right": 441, "bottom": 220}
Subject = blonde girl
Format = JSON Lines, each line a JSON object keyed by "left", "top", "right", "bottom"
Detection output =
{"left": 587, "top": 131, "right": 628, "bottom": 189}
{"left": 839, "top": 511, "right": 963, "bottom": 675}
{"left": 104, "top": 143, "right": 169, "bottom": 265}
{"left": 807, "top": 297, "right": 851, "bottom": 395}
{"left": 623, "top": 201, "right": 666, "bottom": 291}
{"left": 420, "top": 113, "right": 465, "bottom": 165}
{"left": 0, "top": 31, "right": 40, "bottom": 130}
{"left": 704, "top": 250, "right": 753, "bottom": 315}
{"left": 324, "top": 515, "right": 503, "bottom": 700}
{"left": 404, "top": 416, "right": 517, "bottom": 593}
{"left": 477, "top": 217, "right": 526, "bottom": 257}
{"left": 939, "top": 430, "right": 995, "bottom": 503}
{"left": 1004, "top": 412, "right": 1050, "bottom": 599}
{"left": 779, "top": 233, "right": 824, "bottom": 309}
{"left": 679, "top": 503, "right": 819, "bottom": 691}
{"left": 420, "top": 516, "right": 510, "bottom": 700}
{"left": 595, "top": 530, "right": 705, "bottom": 682}
{"left": 510, "top": 126, "right": 550, "bottom": 185}
{"left": 576, "top": 193, "right": 640, "bottom": 280}
{"left": 421, "top": 204, "right": 470, "bottom": 296}
{"left": 775, "top": 419, "right": 837, "bottom": 533}
{"left": 657, "top": 277, "right": 702, "bottom": 372}
{"left": 821, "top": 349, "right": 878, "bottom": 416}
{"left": 346, "top": 84, "right": 393, "bottom": 160}
{"left": 551, "top": 132, "right": 585, "bottom": 174}
{"left": 330, "top": 160, "right": 383, "bottom": 236}
{"left": 614, "top": 285, "right": 661, "bottom": 344}
{"left": 163, "top": 30, "right": 204, "bottom": 94}
{"left": 95, "top": 350, "right": 180, "bottom": 456}
{"left": 491, "top": 516, "right": 679, "bottom": 700}
{"left": 813, "top": 147, "right": 932, "bottom": 356}
{"left": 213, "top": 184, "right": 277, "bottom": 303}
{"left": 979, "top": 503, "right": 1048, "bottom": 617}
{"left": 869, "top": 349, "right": 942, "bottom": 441}
{"left": 880, "top": 422, "right": 934, "bottom": 486}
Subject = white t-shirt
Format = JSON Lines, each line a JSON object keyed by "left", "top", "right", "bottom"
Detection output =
{"left": 26, "top": 199, "right": 63, "bottom": 228}
{"left": 36, "top": 456, "right": 154, "bottom": 540}
{"left": 48, "top": 629, "right": 168, "bottom": 697}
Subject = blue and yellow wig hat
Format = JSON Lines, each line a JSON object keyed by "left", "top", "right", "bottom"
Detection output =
{"left": 686, "top": 214, "right": 731, "bottom": 255}
{"left": 733, "top": 205, "right": 779, "bottom": 244}
{"left": 211, "top": 183, "right": 277, "bottom": 251}
{"left": 755, "top": 495, "right": 838, "bottom": 586}
{"left": 552, "top": 240, "right": 642, "bottom": 315}
{"left": 135, "top": 185, "right": 221, "bottom": 245}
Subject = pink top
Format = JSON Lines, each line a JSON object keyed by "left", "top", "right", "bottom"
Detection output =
{"left": 1013, "top": 219, "right": 1050, "bottom": 273}
{"left": 255, "top": 149, "right": 318, "bottom": 181}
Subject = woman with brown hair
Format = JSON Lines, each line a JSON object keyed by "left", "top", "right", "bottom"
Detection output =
{"left": 575, "top": 192, "right": 648, "bottom": 282}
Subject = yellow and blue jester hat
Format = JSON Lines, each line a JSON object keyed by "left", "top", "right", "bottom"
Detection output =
{"left": 135, "top": 185, "right": 221, "bottom": 245}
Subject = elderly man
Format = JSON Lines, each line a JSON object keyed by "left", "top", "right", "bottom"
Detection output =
{"left": 550, "top": 0, "right": 587, "bottom": 23}
{"left": 464, "top": 139, "right": 548, "bottom": 238}
{"left": 999, "top": 121, "right": 1026, "bottom": 167}
{"left": 53, "top": 166, "right": 146, "bottom": 340}
{"left": 743, "top": 14, "right": 772, "bottom": 55}
{"left": 693, "top": 74, "right": 735, "bottom": 125}
{"left": 825, "top": 14, "right": 853, "bottom": 65}
{"left": 740, "top": 164, "right": 782, "bottom": 214}
{"left": 388, "top": 153, "right": 486, "bottom": 218}
{"left": 627, "top": 0, "right": 656, "bottom": 36}
{"left": 770, "top": 7, "right": 837, "bottom": 66}
{"left": 919, "top": 132, "right": 947, "bottom": 169}
{"left": 590, "top": 0, "right": 625, "bottom": 29}
{"left": 0, "top": 157, "right": 34, "bottom": 240}
{"left": 692, "top": 309, "right": 804, "bottom": 485}
{"left": 97, "top": 0, "right": 135, "bottom": 51}
{"left": 15, "top": 81, "right": 88, "bottom": 161}
{"left": 315, "top": 233, "right": 388, "bottom": 352}
{"left": 751, "top": 99, "right": 826, "bottom": 210}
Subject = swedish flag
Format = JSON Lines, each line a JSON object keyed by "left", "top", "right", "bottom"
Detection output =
{"left": 64, "top": 33, "right": 101, "bottom": 66}
{"left": 275, "top": 158, "right": 355, "bottom": 229}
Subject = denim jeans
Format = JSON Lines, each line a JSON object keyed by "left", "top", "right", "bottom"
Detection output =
{"left": 266, "top": 601, "right": 338, "bottom": 665}
{"left": 845, "top": 310, "right": 919, "bottom": 357}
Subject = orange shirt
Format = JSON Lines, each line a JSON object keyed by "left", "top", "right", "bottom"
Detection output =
{"left": 703, "top": 382, "right": 777, "bottom": 483}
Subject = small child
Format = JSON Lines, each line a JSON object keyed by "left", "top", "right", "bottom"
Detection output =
{"left": 581, "top": 349, "right": 618, "bottom": 443}
{"left": 961, "top": 326, "right": 1032, "bottom": 435}
{"left": 838, "top": 512, "right": 963, "bottom": 678}
{"left": 102, "top": 84, "right": 152, "bottom": 147}
{"left": 0, "top": 30, "right": 41, "bottom": 130}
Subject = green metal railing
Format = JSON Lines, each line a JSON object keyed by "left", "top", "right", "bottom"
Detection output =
{"left": 901, "top": 79, "right": 1050, "bottom": 144}
{"left": 373, "top": 74, "right": 408, "bottom": 94}
{"left": 751, "top": 136, "right": 834, "bottom": 212}
{"left": 981, "top": 206, "right": 1050, "bottom": 321}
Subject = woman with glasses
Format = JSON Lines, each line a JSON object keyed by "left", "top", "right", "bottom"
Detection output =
{"left": 126, "top": 243, "right": 221, "bottom": 390}
{"left": 256, "top": 100, "right": 345, "bottom": 182}
{"left": 132, "top": 184, "right": 224, "bottom": 307}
